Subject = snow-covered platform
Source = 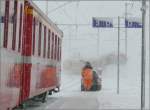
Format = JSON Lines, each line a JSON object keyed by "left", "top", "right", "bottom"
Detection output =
{"left": 16, "top": 62, "right": 149, "bottom": 110}
{"left": 16, "top": 90, "right": 148, "bottom": 110}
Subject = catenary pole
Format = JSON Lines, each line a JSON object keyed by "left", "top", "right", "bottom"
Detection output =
{"left": 97, "top": 29, "right": 100, "bottom": 57}
{"left": 125, "top": 3, "right": 128, "bottom": 57}
{"left": 117, "top": 16, "right": 120, "bottom": 94}
{"left": 141, "top": 0, "right": 146, "bottom": 109}
{"left": 149, "top": 0, "right": 150, "bottom": 109}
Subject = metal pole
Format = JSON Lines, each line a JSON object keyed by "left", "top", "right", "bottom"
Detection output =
{"left": 141, "top": 0, "right": 146, "bottom": 109}
{"left": 125, "top": 3, "right": 128, "bottom": 57}
{"left": 69, "top": 26, "right": 71, "bottom": 55}
{"left": 117, "top": 16, "right": 120, "bottom": 94}
{"left": 97, "top": 29, "right": 100, "bottom": 57}
{"left": 148, "top": 0, "right": 150, "bottom": 109}
{"left": 149, "top": 1, "right": 150, "bottom": 109}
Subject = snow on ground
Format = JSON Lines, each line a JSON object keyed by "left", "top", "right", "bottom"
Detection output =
{"left": 18, "top": 61, "right": 149, "bottom": 110}
{"left": 57, "top": 64, "right": 149, "bottom": 110}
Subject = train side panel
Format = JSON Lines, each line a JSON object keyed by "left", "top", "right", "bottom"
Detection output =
{"left": 28, "top": 3, "right": 62, "bottom": 98}
{"left": 0, "top": 0, "right": 24, "bottom": 110}
{"left": 0, "top": 0, "right": 62, "bottom": 109}
{"left": 20, "top": 1, "right": 33, "bottom": 102}
{"left": 20, "top": 1, "right": 62, "bottom": 102}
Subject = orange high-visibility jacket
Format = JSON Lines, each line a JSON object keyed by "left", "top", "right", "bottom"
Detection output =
{"left": 82, "top": 68, "right": 93, "bottom": 90}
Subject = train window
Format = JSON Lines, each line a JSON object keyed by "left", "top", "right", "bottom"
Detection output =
{"left": 59, "top": 40, "right": 62, "bottom": 61}
{"left": 35, "top": 20, "right": 39, "bottom": 56}
{"left": 47, "top": 30, "right": 51, "bottom": 58}
{"left": 56, "top": 37, "right": 58, "bottom": 61}
{"left": 32, "top": 17, "right": 36, "bottom": 55}
{"left": 3, "top": 0, "right": 10, "bottom": 48}
{"left": 38, "top": 22, "right": 42, "bottom": 56}
{"left": 43, "top": 26, "right": 46, "bottom": 58}
{"left": 57, "top": 37, "right": 59, "bottom": 61}
{"left": 54, "top": 35, "right": 56, "bottom": 60}
{"left": 57, "top": 38, "right": 60, "bottom": 61}
{"left": 54, "top": 35, "right": 57, "bottom": 60}
{"left": 41, "top": 24, "right": 44, "bottom": 57}
{"left": 12, "top": 0, "right": 18, "bottom": 50}
{"left": 18, "top": 4, "right": 23, "bottom": 52}
{"left": 51, "top": 32, "right": 54, "bottom": 59}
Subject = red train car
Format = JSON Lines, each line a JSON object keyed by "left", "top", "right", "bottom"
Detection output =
{"left": 0, "top": 0, "right": 63, "bottom": 110}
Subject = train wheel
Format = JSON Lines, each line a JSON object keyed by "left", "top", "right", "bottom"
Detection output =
{"left": 49, "top": 90, "right": 52, "bottom": 95}
{"left": 19, "top": 103, "right": 26, "bottom": 109}
{"left": 53, "top": 86, "right": 60, "bottom": 93}
{"left": 41, "top": 91, "right": 48, "bottom": 103}
{"left": 57, "top": 86, "right": 60, "bottom": 92}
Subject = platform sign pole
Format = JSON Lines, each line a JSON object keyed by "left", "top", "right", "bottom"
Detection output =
{"left": 141, "top": 0, "right": 146, "bottom": 109}
{"left": 125, "top": 3, "right": 128, "bottom": 57}
{"left": 117, "top": 16, "right": 120, "bottom": 94}
{"left": 97, "top": 28, "right": 100, "bottom": 57}
{"left": 68, "top": 26, "right": 71, "bottom": 55}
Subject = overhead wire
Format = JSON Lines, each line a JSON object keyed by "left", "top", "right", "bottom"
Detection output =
{"left": 48, "top": 1, "right": 73, "bottom": 14}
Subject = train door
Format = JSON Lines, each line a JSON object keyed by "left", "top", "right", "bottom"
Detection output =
{"left": 51, "top": 32, "right": 54, "bottom": 60}
{"left": 20, "top": 1, "right": 33, "bottom": 102}
{"left": 47, "top": 30, "right": 51, "bottom": 59}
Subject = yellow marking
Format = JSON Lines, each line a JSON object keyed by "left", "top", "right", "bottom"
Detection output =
{"left": 25, "top": 6, "right": 28, "bottom": 14}
{"left": 25, "top": 6, "right": 33, "bottom": 15}
{"left": 27, "top": 8, "right": 33, "bottom": 15}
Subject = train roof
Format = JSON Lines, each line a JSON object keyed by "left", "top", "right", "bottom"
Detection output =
{"left": 28, "top": 1, "right": 63, "bottom": 37}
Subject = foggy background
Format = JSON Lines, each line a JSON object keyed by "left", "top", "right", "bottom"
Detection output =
{"left": 33, "top": 1, "right": 149, "bottom": 108}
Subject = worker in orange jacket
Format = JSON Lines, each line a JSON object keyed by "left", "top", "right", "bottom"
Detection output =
{"left": 82, "top": 62, "right": 93, "bottom": 91}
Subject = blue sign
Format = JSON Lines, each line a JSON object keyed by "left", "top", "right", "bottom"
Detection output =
{"left": 125, "top": 18, "right": 142, "bottom": 28}
{"left": 92, "top": 17, "right": 113, "bottom": 28}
